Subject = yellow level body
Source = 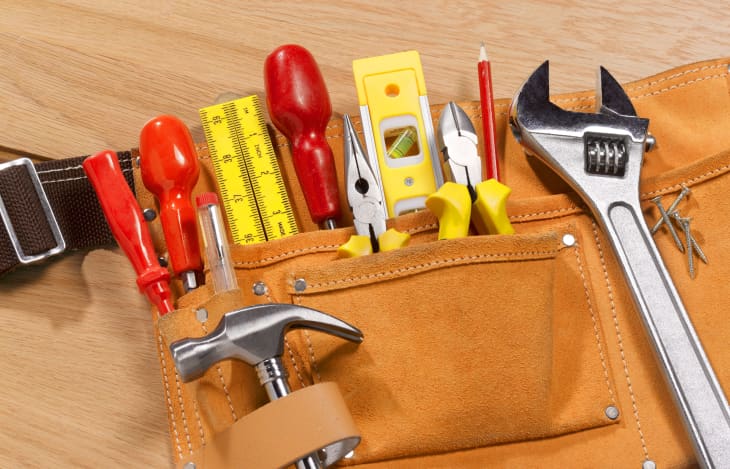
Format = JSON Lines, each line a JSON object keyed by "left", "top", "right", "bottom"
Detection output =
{"left": 199, "top": 95, "right": 298, "bottom": 245}
{"left": 353, "top": 51, "right": 444, "bottom": 217}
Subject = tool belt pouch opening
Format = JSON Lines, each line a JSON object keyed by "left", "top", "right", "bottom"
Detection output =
{"left": 146, "top": 58, "right": 730, "bottom": 468}
{"left": 157, "top": 289, "right": 361, "bottom": 468}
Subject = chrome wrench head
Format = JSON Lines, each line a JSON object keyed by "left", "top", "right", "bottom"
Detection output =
{"left": 509, "top": 61, "right": 650, "bottom": 212}
{"left": 509, "top": 61, "right": 730, "bottom": 467}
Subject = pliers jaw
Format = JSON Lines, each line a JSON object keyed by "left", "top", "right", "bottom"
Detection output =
{"left": 437, "top": 102, "right": 482, "bottom": 202}
{"left": 343, "top": 114, "right": 387, "bottom": 252}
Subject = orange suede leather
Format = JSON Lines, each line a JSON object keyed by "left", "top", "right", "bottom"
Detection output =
{"left": 147, "top": 58, "right": 730, "bottom": 468}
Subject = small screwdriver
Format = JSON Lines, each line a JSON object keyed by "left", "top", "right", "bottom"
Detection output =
{"left": 82, "top": 150, "right": 174, "bottom": 315}
{"left": 264, "top": 44, "right": 341, "bottom": 230}
{"left": 139, "top": 115, "right": 203, "bottom": 292}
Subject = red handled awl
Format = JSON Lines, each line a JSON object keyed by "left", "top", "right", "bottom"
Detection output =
{"left": 139, "top": 115, "right": 202, "bottom": 292}
{"left": 264, "top": 44, "right": 341, "bottom": 229}
{"left": 82, "top": 150, "right": 174, "bottom": 315}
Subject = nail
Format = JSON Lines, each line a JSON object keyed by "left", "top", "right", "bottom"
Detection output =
{"left": 651, "top": 186, "right": 690, "bottom": 233}
{"left": 652, "top": 197, "right": 685, "bottom": 252}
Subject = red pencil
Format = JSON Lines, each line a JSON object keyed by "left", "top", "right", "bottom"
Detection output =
{"left": 478, "top": 43, "right": 500, "bottom": 182}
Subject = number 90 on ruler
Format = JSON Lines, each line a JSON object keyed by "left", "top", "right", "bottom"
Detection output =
{"left": 199, "top": 95, "right": 298, "bottom": 245}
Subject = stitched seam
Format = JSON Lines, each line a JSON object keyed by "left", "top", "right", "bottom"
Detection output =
{"left": 304, "top": 330, "right": 322, "bottom": 383}
{"left": 307, "top": 249, "right": 557, "bottom": 289}
{"left": 625, "top": 64, "right": 728, "bottom": 92}
{"left": 277, "top": 289, "right": 306, "bottom": 388}
{"left": 157, "top": 331, "right": 183, "bottom": 459}
{"left": 232, "top": 244, "right": 340, "bottom": 267}
{"left": 40, "top": 168, "right": 133, "bottom": 184}
{"left": 640, "top": 164, "right": 730, "bottom": 197}
{"left": 173, "top": 370, "right": 193, "bottom": 454}
{"left": 510, "top": 205, "right": 580, "bottom": 220}
{"left": 572, "top": 240, "right": 615, "bottom": 404}
{"left": 192, "top": 400, "right": 205, "bottom": 447}
{"left": 632, "top": 73, "right": 728, "bottom": 100}
{"left": 592, "top": 222, "right": 650, "bottom": 460}
{"left": 37, "top": 164, "right": 84, "bottom": 174}
{"left": 201, "top": 323, "right": 238, "bottom": 422}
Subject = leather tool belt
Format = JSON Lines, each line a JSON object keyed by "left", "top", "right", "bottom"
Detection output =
{"left": 2, "top": 58, "right": 729, "bottom": 468}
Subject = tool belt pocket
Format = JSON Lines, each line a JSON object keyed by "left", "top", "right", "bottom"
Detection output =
{"left": 153, "top": 211, "right": 622, "bottom": 467}
{"left": 278, "top": 216, "right": 620, "bottom": 464}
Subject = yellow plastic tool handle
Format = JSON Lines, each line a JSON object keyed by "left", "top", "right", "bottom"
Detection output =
{"left": 425, "top": 182, "right": 472, "bottom": 240}
{"left": 378, "top": 228, "right": 410, "bottom": 252}
{"left": 471, "top": 179, "right": 515, "bottom": 235}
{"left": 337, "top": 228, "right": 410, "bottom": 258}
{"left": 338, "top": 235, "right": 374, "bottom": 258}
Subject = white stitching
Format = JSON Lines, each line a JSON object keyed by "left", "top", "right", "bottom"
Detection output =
{"left": 305, "top": 249, "right": 558, "bottom": 290}
{"left": 592, "top": 222, "right": 650, "bottom": 460}
{"left": 157, "top": 332, "right": 183, "bottom": 459}
{"left": 571, "top": 239, "right": 616, "bottom": 404}
{"left": 200, "top": 322, "right": 238, "bottom": 422}
{"left": 40, "top": 168, "right": 132, "bottom": 184}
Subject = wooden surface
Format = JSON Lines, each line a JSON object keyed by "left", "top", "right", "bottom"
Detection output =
{"left": 0, "top": 1, "right": 728, "bottom": 467}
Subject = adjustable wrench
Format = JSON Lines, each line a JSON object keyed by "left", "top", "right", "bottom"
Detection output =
{"left": 510, "top": 62, "right": 730, "bottom": 468}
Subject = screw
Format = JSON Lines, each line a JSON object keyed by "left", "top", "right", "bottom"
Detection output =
{"left": 404, "top": 177, "right": 414, "bottom": 187}
{"left": 294, "top": 278, "right": 307, "bottom": 292}
{"left": 675, "top": 214, "right": 695, "bottom": 279}
{"left": 650, "top": 186, "right": 690, "bottom": 234}
{"left": 143, "top": 208, "right": 157, "bottom": 221}
{"left": 650, "top": 196, "right": 684, "bottom": 252}
{"left": 252, "top": 281, "right": 268, "bottom": 296}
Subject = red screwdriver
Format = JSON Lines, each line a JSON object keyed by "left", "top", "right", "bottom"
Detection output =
{"left": 264, "top": 44, "right": 341, "bottom": 230}
{"left": 139, "top": 115, "right": 203, "bottom": 292}
{"left": 83, "top": 150, "right": 174, "bottom": 315}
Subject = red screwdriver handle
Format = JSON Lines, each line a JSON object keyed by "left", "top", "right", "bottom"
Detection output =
{"left": 264, "top": 44, "right": 341, "bottom": 226}
{"left": 139, "top": 115, "right": 202, "bottom": 278}
{"left": 82, "top": 150, "right": 174, "bottom": 315}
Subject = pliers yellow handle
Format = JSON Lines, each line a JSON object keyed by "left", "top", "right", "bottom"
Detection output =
{"left": 427, "top": 102, "right": 514, "bottom": 239}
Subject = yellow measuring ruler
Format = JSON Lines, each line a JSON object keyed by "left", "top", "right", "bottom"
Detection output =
{"left": 199, "top": 95, "right": 298, "bottom": 245}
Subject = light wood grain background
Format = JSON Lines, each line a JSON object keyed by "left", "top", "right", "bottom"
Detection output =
{"left": 1, "top": 1, "right": 728, "bottom": 467}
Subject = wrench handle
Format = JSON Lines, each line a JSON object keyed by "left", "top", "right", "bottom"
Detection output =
{"left": 606, "top": 202, "right": 730, "bottom": 467}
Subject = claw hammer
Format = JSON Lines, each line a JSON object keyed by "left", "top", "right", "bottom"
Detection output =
{"left": 170, "top": 303, "right": 363, "bottom": 469}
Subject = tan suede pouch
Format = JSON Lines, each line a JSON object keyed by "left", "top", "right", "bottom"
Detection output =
{"left": 140, "top": 58, "right": 730, "bottom": 468}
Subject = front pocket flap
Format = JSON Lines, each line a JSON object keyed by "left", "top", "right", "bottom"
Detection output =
{"left": 286, "top": 230, "right": 562, "bottom": 295}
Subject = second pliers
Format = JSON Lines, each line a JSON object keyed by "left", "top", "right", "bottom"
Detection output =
{"left": 426, "top": 102, "right": 515, "bottom": 239}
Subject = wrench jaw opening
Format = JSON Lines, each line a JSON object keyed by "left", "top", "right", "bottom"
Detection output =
{"left": 509, "top": 61, "right": 650, "bottom": 216}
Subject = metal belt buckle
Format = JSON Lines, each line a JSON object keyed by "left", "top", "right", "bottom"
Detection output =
{"left": 0, "top": 158, "right": 66, "bottom": 264}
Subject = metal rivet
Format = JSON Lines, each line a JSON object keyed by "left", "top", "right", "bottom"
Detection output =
{"left": 404, "top": 177, "right": 414, "bottom": 186}
{"left": 604, "top": 405, "right": 619, "bottom": 420}
{"left": 196, "top": 308, "right": 208, "bottom": 323}
{"left": 158, "top": 256, "right": 168, "bottom": 268}
{"left": 134, "top": 156, "right": 141, "bottom": 168}
{"left": 183, "top": 463, "right": 196, "bottom": 469}
{"left": 562, "top": 233, "right": 576, "bottom": 247}
{"left": 252, "top": 281, "right": 268, "bottom": 296}
{"left": 143, "top": 208, "right": 157, "bottom": 221}
{"left": 294, "top": 278, "right": 307, "bottom": 292}
{"left": 642, "top": 460, "right": 656, "bottom": 469}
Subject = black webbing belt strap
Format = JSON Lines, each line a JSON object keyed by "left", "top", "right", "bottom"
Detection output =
{"left": 0, "top": 151, "right": 135, "bottom": 276}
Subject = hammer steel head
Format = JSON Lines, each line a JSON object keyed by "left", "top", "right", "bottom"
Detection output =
{"left": 170, "top": 303, "right": 364, "bottom": 382}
